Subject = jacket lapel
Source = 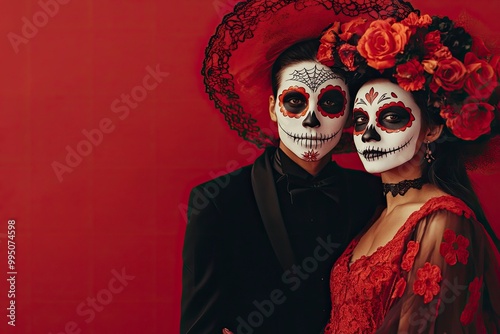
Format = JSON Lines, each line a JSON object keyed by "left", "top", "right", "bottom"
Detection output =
{"left": 251, "top": 148, "right": 296, "bottom": 271}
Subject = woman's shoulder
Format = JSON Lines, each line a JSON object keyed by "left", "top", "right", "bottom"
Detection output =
{"left": 402, "top": 195, "right": 476, "bottom": 234}
{"left": 417, "top": 195, "right": 475, "bottom": 220}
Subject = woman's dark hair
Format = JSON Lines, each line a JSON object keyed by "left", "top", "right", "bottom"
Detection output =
{"left": 415, "top": 92, "right": 500, "bottom": 251}
{"left": 359, "top": 70, "right": 500, "bottom": 250}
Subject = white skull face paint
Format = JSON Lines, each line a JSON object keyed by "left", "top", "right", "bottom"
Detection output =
{"left": 274, "top": 61, "right": 350, "bottom": 162}
{"left": 353, "top": 79, "right": 422, "bottom": 173}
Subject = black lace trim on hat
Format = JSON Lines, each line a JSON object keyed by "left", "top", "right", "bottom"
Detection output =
{"left": 202, "top": 0, "right": 416, "bottom": 148}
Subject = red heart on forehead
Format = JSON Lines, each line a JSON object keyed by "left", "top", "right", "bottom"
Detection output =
{"left": 365, "top": 87, "right": 379, "bottom": 106}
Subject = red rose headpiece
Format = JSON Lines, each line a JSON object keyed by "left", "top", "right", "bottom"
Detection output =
{"left": 318, "top": 13, "right": 500, "bottom": 142}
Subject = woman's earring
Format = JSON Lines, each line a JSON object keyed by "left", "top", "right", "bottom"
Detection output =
{"left": 425, "top": 140, "right": 435, "bottom": 163}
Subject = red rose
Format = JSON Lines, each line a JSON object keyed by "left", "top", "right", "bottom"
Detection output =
{"left": 464, "top": 52, "right": 498, "bottom": 99}
{"left": 402, "top": 13, "right": 432, "bottom": 33}
{"left": 401, "top": 12, "right": 419, "bottom": 26}
{"left": 317, "top": 43, "right": 335, "bottom": 67}
{"left": 357, "top": 19, "right": 411, "bottom": 70}
{"left": 431, "top": 46, "right": 452, "bottom": 61}
{"left": 413, "top": 262, "right": 442, "bottom": 304}
{"left": 422, "top": 59, "right": 438, "bottom": 74}
{"left": 430, "top": 57, "right": 467, "bottom": 93}
{"left": 439, "top": 104, "right": 455, "bottom": 119}
{"left": 441, "top": 102, "right": 495, "bottom": 140}
{"left": 338, "top": 44, "right": 358, "bottom": 71}
{"left": 339, "top": 18, "right": 369, "bottom": 42}
{"left": 424, "top": 31, "right": 442, "bottom": 56}
{"left": 320, "top": 21, "right": 341, "bottom": 44}
{"left": 395, "top": 59, "right": 426, "bottom": 91}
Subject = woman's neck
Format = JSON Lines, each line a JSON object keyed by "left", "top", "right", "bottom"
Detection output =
{"left": 380, "top": 158, "right": 426, "bottom": 209}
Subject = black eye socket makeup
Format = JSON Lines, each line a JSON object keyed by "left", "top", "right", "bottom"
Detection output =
{"left": 353, "top": 109, "right": 369, "bottom": 134}
{"left": 318, "top": 90, "right": 345, "bottom": 114}
{"left": 317, "top": 85, "right": 346, "bottom": 118}
{"left": 283, "top": 91, "right": 308, "bottom": 114}
{"left": 376, "top": 102, "right": 414, "bottom": 133}
{"left": 278, "top": 86, "right": 310, "bottom": 118}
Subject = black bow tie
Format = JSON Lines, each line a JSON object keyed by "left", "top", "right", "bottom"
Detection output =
{"left": 279, "top": 174, "right": 341, "bottom": 204}
{"left": 272, "top": 148, "right": 341, "bottom": 204}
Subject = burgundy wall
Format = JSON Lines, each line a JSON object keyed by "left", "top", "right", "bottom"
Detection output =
{"left": 0, "top": 0, "right": 498, "bottom": 333}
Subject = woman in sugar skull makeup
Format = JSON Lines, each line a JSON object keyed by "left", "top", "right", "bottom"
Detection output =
{"left": 318, "top": 11, "right": 500, "bottom": 333}
{"left": 180, "top": 1, "right": 418, "bottom": 333}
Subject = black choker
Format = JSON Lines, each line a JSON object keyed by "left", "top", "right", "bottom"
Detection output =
{"left": 383, "top": 177, "right": 426, "bottom": 197}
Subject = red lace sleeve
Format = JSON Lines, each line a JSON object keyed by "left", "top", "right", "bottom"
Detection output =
{"left": 377, "top": 208, "right": 500, "bottom": 333}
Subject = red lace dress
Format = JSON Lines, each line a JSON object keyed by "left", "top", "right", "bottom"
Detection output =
{"left": 324, "top": 196, "right": 500, "bottom": 333}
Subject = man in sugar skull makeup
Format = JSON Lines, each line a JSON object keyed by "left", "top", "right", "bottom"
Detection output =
{"left": 181, "top": 1, "right": 416, "bottom": 333}
{"left": 270, "top": 61, "right": 350, "bottom": 164}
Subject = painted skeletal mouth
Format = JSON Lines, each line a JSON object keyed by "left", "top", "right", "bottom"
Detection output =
{"left": 358, "top": 137, "right": 413, "bottom": 161}
{"left": 279, "top": 124, "right": 340, "bottom": 149}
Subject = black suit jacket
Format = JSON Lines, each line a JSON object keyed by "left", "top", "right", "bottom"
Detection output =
{"left": 181, "top": 148, "right": 382, "bottom": 333}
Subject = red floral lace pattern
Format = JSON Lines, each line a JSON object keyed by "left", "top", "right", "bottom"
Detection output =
{"left": 401, "top": 240, "right": 419, "bottom": 271}
{"left": 325, "top": 196, "right": 479, "bottom": 333}
{"left": 326, "top": 252, "right": 394, "bottom": 333}
{"left": 413, "top": 262, "right": 443, "bottom": 303}
{"left": 440, "top": 228, "right": 470, "bottom": 265}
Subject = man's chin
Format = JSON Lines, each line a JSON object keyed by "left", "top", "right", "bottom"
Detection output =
{"left": 291, "top": 147, "right": 330, "bottom": 163}
{"left": 280, "top": 140, "right": 340, "bottom": 160}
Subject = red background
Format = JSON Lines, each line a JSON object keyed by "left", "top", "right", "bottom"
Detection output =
{"left": 0, "top": 0, "right": 498, "bottom": 333}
